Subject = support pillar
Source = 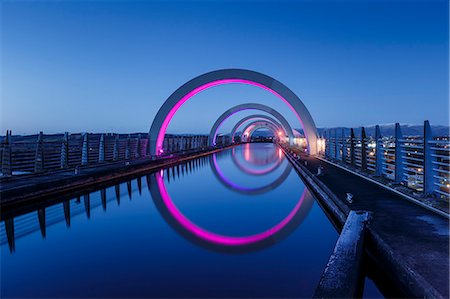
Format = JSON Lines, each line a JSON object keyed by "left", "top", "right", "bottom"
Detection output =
{"left": 350, "top": 128, "right": 355, "bottom": 166}
{"left": 125, "top": 134, "right": 131, "bottom": 160}
{"left": 361, "top": 127, "right": 367, "bottom": 171}
{"left": 61, "top": 132, "right": 69, "bottom": 168}
{"left": 81, "top": 133, "right": 89, "bottom": 165}
{"left": 35, "top": 131, "right": 45, "bottom": 172}
{"left": 2, "top": 130, "right": 12, "bottom": 176}
{"left": 375, "top": 125, "right": 382, "bottom": 176}
{"left": 136, "top": 134, "right": 142, "bottom": 158}
{"left": 394, "top": 123, "right": 404, "bottom": 184}
{"left": 334, "top": 128, "right": 338, "bottom": 160}
{"left": 146, "top": 132, "right": 151, "bottom": 156}
{"left": 113, "top": 134, "right": 119, "bottom": 161}
{"left": 99, "top": 134, "right": 105, "bottom": 163}
{"left": 423, "top": 120, "right": 434, "bottom": 195}
{"left": 341, "top": 128, "right": 346, "bottom": 163}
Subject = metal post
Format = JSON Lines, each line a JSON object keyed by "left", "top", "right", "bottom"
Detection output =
{"left": 394, "top": 123, "right": 404, "bottom": 184}
{"left": 136, "top": 134, "right": 142, "bottom": 158}
{"left": 146, "top": 132, "right": 151, "bottom": 156}
{"left": 341, "top": 128, "right": 346, "bottom": 163}
{"left": 361, "top": 127, "right": 367, "bottom": 171}
{"left": 350, "top": 128, "right": 355, "bottom": 166}
{"left": 113, "top": 134, "right": 119, "bottom": 161}
{"left": 35, "top": 131, "right": 45, "bottom": 172}
{"left": 99, "top": 134, "right": 105, "bottom": 163}
{"left": 2, "top": 130, "right": 12, "bottom": 176}
{"left": 423, "top": 120, "right": 434, "bottom": 195}
{"left": 164, "top": 136, "right": 169, "bottom": 153}
{"left": 375, "top": 125, "right": 382, "bottom": 176}
{"left": 81, "top": 133, "right": 89, "bottom": 166}
{"left": 170, "top": 136, "right": 173, "bottom": 152}
{"left": 334, "top": 128, "right": 338, "bottom": 160}
{"left": 125, "top": 134, "right": 131, "bottom": 160}
{"left": 61, "top": 132, "right": 69, "bottom": 168}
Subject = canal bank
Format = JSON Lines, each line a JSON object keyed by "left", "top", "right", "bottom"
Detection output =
{"left": 281, "top": 144, "right": 449, "bottom": 298}
{"left": 0, "top": 144, "right": 240, "bottom": 211}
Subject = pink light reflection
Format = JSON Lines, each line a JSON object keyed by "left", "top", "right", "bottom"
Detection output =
{"left": 155, "top": 171, "right": 307, "bottom": 246}
{"left": 156, "top": 79, "right": 308, "bottom": 154}
{"left": 244, "top": 143, "right": 251, "bottom": 161}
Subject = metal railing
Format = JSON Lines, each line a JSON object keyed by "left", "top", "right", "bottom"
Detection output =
{"left": 0, "top": 131, "right": 217, "bottom": 176}
{"left": 318, "top": 121, "right": 449, "bottom": 201}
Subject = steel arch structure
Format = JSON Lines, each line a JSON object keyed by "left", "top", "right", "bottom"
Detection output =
{"left": 241, "top": 121, "right": 280, "bottom": 142}
{"left": 230, "top": 114, "right": 286, "bottom": 143}
{"left": 208, "top": 103, "right": 294, "bottom": 146}
{"left": 149, "top": 69, "right": 318, "bottom": 156}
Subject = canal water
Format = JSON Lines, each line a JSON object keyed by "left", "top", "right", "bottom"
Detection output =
{"left": 1, "top": 143, "right": 381, "bottom": 298}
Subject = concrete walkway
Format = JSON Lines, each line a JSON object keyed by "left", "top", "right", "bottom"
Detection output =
{"left": 292, "top": 150, "right": 449, "bottom": 298}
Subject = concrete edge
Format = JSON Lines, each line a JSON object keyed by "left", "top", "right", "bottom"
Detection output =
{"left": 281, "top": 148, "right": 347, "bottom": 227}
{"left": 315, "top": 156, "right": 450, "bottom": 219}
{"left": 313, "top": 210, "right": 372, "bottom": 299}
{"left": 282, "top": 146, "right": 447, "bottom": 298}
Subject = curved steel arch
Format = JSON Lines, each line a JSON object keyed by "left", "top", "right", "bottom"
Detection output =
{"left": 241, "top": 120, "right": 280, "bottom": 142}
{"left": 208, "top": 103, "right": 294, "bottom": 146}
{"left": 149, "top": 69, "right": 318, "bottom": 156}
{"left": 230, "top": 114, "right": 286, "bottom": 143}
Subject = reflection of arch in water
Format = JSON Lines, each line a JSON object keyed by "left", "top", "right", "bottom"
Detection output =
{"left": 210, "top": 154, "right": 292, "bottom": 195}
{"left": 230, "top": 114, "right": 285, "bottom": 143}
{"left": 231, "top": 146, "right": 283, "bottom": 175}
{"left": 236, "top": 143, "right": 280, "bottom": 166}
{"left": 148, "top": 173, "right": 314, "bottom": 254}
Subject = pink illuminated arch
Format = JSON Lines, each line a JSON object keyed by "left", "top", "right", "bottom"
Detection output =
{"left": 149, "top": 69, "right": 318, "bottom": 156}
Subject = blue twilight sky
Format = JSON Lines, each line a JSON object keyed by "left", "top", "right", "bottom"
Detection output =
{"left": 1, "top": 0, "right": 448, "bottom": 135}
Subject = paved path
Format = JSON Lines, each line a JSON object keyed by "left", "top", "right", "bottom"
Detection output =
{"left": 294, "top": 150, "right": 449, "bottom": 298}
